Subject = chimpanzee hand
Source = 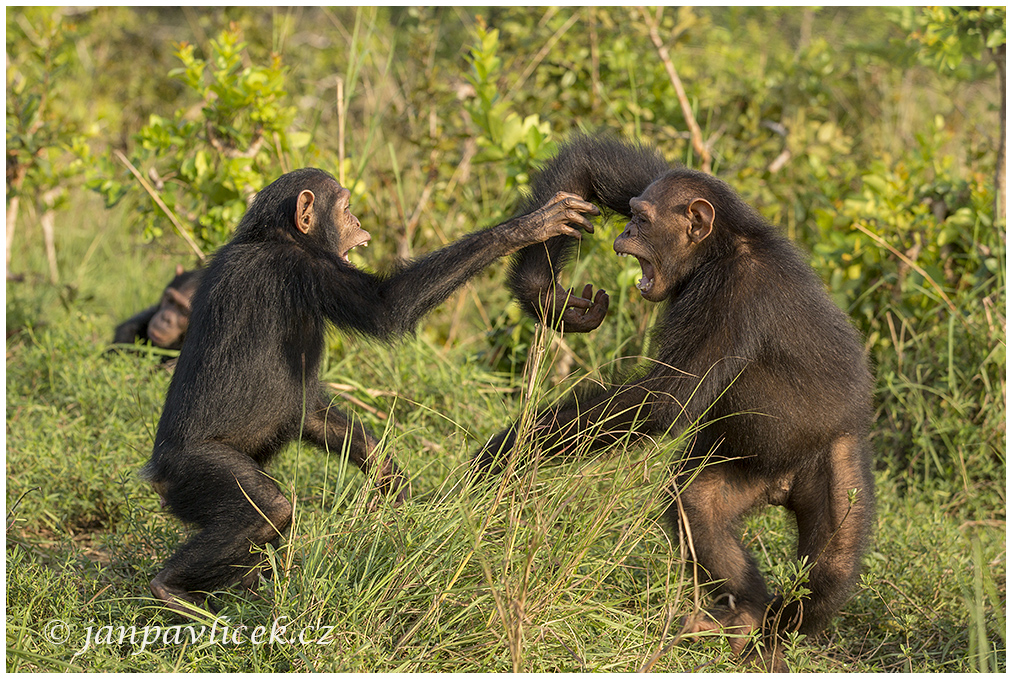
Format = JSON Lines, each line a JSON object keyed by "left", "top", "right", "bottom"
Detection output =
{"left": 539, "top": 282, "right": 610, "bottom": 333}
{"left": 365, "top": 460, "right": 410, "bottom": 511}
{"left": 470, "top": 422, "right": 519, "bottom": 478}
{"left": 509, "top": 191, "right": 600, "bottom": 248}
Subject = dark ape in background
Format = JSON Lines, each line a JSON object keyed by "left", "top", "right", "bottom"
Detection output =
{"left": 113, "top": 265, "right": 202, "bottom": 352}
{"left": 477, "top": 135, "right": 874, "bottom": 669}
{"left": 145, "top": 167, "right": 599, "bottom": 611}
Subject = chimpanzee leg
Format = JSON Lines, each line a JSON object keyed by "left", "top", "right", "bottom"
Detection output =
{"left": 301, "top": 397, "right": 409, "bottom": 504}
{"left": 781, "top": 434, "right": 874, "bottom": 636}
{"left": 670, "top": 462, "right": 773, "bottom": 646}
{"left": 670, "top": 459, "right": 790, "bottom": 670}
{"left": 151, "top": 443, "right": 292, "bottom": 612}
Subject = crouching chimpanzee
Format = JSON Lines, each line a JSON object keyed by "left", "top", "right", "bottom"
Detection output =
{"left": 475, "top": 135, "right": 875, "bottom": 670}
{"left": 144, "top": 167, "right": 600, "bottom": 612}
{"left": 113, "top": 265, "right": 202, "bottom": 353}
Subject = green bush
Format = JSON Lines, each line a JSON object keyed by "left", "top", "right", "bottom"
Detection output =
{"left": 90, "top": 24, "right": 310, "bottom": 254}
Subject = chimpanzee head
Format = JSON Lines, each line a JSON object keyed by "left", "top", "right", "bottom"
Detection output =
{"left": 613, "top": 171, "right": 716, "bottom": 303}
{"left": 238, "top": 168, "right": 371, "bottom": 264}
{"left": 147, "top": 265, "right": 199, "bottom": 349}
{"left": 293, "top": 175, "right": 371, "bottom": 263}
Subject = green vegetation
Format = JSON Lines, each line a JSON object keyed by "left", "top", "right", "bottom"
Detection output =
{"left": 6, "top": 7, "right": 1004, "bottom": 672}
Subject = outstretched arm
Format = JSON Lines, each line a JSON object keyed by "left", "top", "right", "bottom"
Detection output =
{"left": 472, "top": 342, "right": 748, "bottom": 477}
{"left": 319, "top": 191, "right": 600, "bottom": 340}
{"left": 508, "top": 134, "right": 669, "bottom": 332}
{"left": 473, "top": 375, "right": 672, "bottom": 476}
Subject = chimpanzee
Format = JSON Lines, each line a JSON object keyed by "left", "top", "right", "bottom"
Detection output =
{"left": 475, "top": 135, "right": 874, "bottom": 669}
{"left": 144, "top": 167, "right": 600, "bottom": 612}
{"left": 113, "top": 265, "right": 202, "bottom": 352}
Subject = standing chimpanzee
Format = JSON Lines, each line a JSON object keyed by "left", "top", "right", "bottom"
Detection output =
{"left": 475, "top": 135, "right": 874, "bottom": 669}
{"left": 145, "top": 167, "right": 600, "bottom": 612}
{"left": 113, "top": 265, "right": 203, "bottom": 352}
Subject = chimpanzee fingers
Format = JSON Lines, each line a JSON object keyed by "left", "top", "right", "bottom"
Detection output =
{"left": 558, "top": 287, "right": 593, "bottom": 309}
{"left": 521, "top": 193, "right": 599, "bottom": 243}
{"left": 565, "top": 285, "right": 609, "bottom": 308}
{"left": 561, "top": 314, "right": 601, "bottom": 333}
{"left": 561, "top": 307, "right": 591, "bottom": 328}
{"left": 561, "top": 290, "right": 609, "bottom": 332}
{"left": 582, "top": 289, "right": 610, "bottom": 330}
{"left": 584, "top": 305, "right": 609, "bottom": 330}
{"left": 545, "top": 191, "right": 599, "bottom": 233}
{"left": 563, "top": 209, "right": 597, "bottom": 234}
{"left": 557, "top": 225, "right": 585, "bottom": 240}
{"left": 550, "top": 191, "right": 599, "bottom": 215}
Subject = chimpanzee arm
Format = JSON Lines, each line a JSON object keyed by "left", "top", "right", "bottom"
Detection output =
{"left": 472, "top": 373, "right": 681, "bottom": 476}
{"left": 508, "top": 135, "right": 670, "bottom": 331}
{"left": 318, "top": 191, "right": 599, "bottom": 340}
{"left": 473, "top": 381, "right": 657, "bottom": 474}
{"left": 473, "top": 289, "right": 752, "bottom": 474}
{"left": 473, "top": 349, "right": 748, "bottom": 476}
{"left": 113, "top": 305, "right": 159, "bottom": 344}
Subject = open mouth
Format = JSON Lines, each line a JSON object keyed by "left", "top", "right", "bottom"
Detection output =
{"left": 617, "top": 251, "right": 655, "bottom": 295}
{"left": 341, "top": 232, "right": 371, "bottom": 264}
{"left": 634, "top": 257, "right": 655, "bottom": 294}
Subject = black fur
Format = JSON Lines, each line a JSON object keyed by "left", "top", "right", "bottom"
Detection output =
{"left": 507, "top": 134, "right": 669, "bottom": 321}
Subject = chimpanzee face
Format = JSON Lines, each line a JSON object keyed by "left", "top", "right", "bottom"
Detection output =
{"left": 147, "top": 286, "right": 192, "bottom": 349}
{"left": 613, "top": 177, "right": 714, "bottom": 303}
{"left": 295, "top": 181, "right": 370, "bottom": 264}
{"left": 329, "top": 186, "right": 371, "bottom": 264}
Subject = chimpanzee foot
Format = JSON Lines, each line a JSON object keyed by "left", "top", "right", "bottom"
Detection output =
{"left": 150, "top": 572, "right": 214, "bottom": 617}
{"left": 365, "top": 468, "right": 410, "bottom": 511}
{"left": 683, "top": 602, "right": 762, "bottom": 640}
{"left": 682, "top": 604, "right": 788, "bottom": 672}
{"left": 742, "top": 641, "right": 788, "bottom": 672}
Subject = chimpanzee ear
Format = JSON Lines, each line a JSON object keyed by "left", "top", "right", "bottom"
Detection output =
{"left": 175, "top": 264, "right": 185, "bottom": 275}
{"left": 687, "top": 198, "right": 715, "bottom": 244}
{"left": 295, "top": 190, "right": 316, "bottom": 234}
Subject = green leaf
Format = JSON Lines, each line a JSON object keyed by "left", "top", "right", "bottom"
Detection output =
{"left": 500, "top": 113, "right": 524, "bottom": 151}
{"left": 862, "top": 174, "right": 889, "bottom": 196}
{"left": 288, "top": 131, "right": 311, "bottom": 149}
{"left": 194, "top": 150, "right": 209, "bottom": 179}
{"left": 474, "top": 146, "right": 506, "bottom": 163}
